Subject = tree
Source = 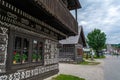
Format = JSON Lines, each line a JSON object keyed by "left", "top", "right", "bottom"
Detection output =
{"left": 87, "top": 29, "right": 106, "bottom": 57}
{"left": 112, "top": 44, "right": 120, "bottom": 48}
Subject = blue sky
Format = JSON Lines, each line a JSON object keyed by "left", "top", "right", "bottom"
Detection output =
{"left": 72, "top": 0, "right": 120, "bottom": 44}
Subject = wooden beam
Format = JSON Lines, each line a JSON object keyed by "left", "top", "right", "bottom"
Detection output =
{"left": 75, "top": 9, "right": 78, "bottom": 21}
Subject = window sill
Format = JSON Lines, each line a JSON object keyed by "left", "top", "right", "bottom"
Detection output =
{"left": 11, "top": 62, "right": 43, "bottom": 70}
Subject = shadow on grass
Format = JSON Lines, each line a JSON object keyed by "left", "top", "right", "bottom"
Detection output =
{"left": 52, "top": 74, "right": 85, "bottom": 80}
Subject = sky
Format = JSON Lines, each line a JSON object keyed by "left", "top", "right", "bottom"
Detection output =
{"left": 72, "top": 0, "right": 120, "bottom": 44}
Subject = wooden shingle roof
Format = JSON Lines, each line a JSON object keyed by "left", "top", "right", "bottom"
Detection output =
{"left": 59, "top": 26, "right": 86, "bottom": 47}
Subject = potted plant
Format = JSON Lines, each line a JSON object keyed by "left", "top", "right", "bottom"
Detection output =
{"left": 22, "top": 54, "right": 27, "bottom": 63}
{"left": 38, "top": 55, "right": 41, "bottom": 61}
{"left": 13, "top": 52, "right": 20, "bottom": 64}
{"left": 32, "top": 54, "right": 37, "bottom": 62}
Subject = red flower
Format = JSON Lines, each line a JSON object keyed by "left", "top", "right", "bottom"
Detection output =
{"left": 13, "top": 51, "right": 16, "bottom": 55}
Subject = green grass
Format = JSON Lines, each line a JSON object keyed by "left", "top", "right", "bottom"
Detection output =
{"left": 94, "top": 55, "right": 106, "bottom": 59}
{"left": 83, "top": 53, "right": 106, "bottom": 59}
{"left": 79, "top": 60, "right": 100, "bottom": 65}
{"left": 52, "top": 74, "right": 85, "bottom": 80}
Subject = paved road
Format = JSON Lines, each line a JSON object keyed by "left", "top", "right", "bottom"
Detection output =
{"left": 104, "top": 55, "right": 120, "bottom": 80}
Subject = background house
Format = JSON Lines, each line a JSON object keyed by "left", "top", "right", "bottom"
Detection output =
{"left": 107, "top": 44, "right": 120, "bottom": 55}
{"left": 59, "top": 26, "right": 86, "bottom": 63}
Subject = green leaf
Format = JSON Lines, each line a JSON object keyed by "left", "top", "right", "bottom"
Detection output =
{"left": 87, "top": 29, "right": 106, "bottom": 57}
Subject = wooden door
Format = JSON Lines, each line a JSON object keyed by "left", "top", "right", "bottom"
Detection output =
{"left": 77, "top": 48, "right": 83, "bottom": 56}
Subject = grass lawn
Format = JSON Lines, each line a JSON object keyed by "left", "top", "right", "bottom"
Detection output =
{"left": 52, "top": 74, "right": 85, "bottom": 80}
{"left": 79, "top": 60, "right": 100, "bottom": 65}
{"left": 94, "top": 55, "right": 106, "bottom": 59}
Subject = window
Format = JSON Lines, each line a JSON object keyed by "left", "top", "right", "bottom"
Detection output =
{"left": 32, "top": 40, "right": 43, "bottom": 62}
{"left": 13, "top": 36, "right": 29, "bottom": 64}
{"left": 12, "top": 33, "right": 44, "bottom": 66}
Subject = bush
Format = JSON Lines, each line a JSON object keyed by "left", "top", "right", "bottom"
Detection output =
{"left": 94, "top": 55, "right": 106, "bottom": 59}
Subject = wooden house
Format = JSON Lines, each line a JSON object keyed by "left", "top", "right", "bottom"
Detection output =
{"left": 59, "top": 26, "right": 86, "bottom": 63}
{"left": 0, "top": 0, "right": 81, "bottom": 80}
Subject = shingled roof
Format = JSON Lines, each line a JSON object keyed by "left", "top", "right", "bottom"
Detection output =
{"left": 59, "top": 26, "right": 86, "bottom": 47}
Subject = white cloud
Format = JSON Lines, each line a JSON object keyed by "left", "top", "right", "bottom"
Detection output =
{"left": 77, "top": 0, "right": 120, "bottom": 44}
{"left": 80, "top": 21, "right": 88, "bottom": 25}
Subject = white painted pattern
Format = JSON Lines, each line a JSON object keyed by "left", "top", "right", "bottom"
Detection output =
{"left": 0, "top": 64, "right": 58, "bottom": 80}
{"left": 0, "top": 26, "right": 8, "bottom": 73}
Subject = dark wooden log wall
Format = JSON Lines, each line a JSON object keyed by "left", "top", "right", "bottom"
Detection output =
{"left": 35, "top": 0, "right": 78, "bottom": 34}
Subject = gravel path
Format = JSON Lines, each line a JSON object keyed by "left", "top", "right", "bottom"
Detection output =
{"left": 45, "top": 59, "right": 104, "bottom": 80}
{"left": 59, "top": 59, "right": 104, "bottom": 80}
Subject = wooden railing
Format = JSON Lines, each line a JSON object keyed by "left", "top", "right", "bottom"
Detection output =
{"left": 35, "top": 0, "right": 78, "bottom": 34}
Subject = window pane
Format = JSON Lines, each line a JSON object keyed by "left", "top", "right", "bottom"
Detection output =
{"left": 39, "top": 42, "right": 43, "bottom": 53}
{"left": 13, "top": 36, "right": 22, "bottom": 64}
{"left": 22, "top": 38, "right": 29, "bottom": 63}
{"left": 22, "top": 50, "right": 28, "bottom": 63}
{"left": 15, "top": 37, "right": 21, "bottom": 49}
{"left": 23, "top": 38, "right": 29, "bottom": 50}
{"left": 32, "top": 40, "right": 38, "bottom": 62}
{"left": 33, "top": 40, "right": 38, "bottom": 51}
{"left": 38, "top": 42, "right": 43, "bottom": 61}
